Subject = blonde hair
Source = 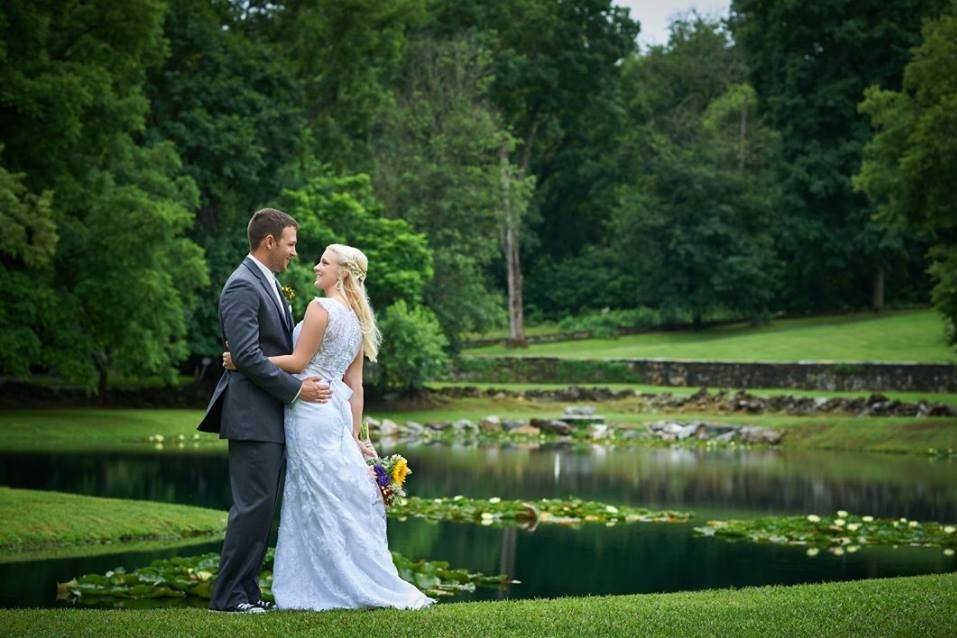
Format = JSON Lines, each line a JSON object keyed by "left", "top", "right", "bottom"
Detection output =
{"left": 328, "top": 243, "right": 382, "bottom": 362}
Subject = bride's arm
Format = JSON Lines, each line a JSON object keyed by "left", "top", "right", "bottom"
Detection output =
{"left": 269, "top": 301, "right": 329, "bottom": 373}
{"left": 344, "top": 348, "right": 375, "bottom": 458}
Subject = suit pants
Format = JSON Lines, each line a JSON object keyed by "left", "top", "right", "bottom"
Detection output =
{"left": 210, "top": 439, "right": 285, "bottom": 610}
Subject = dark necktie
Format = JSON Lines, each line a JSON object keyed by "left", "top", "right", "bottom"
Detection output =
{"left": 274, "top": 280, "right": 291, "bottom": 331}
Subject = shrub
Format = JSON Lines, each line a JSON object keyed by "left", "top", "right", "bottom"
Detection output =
{"left": 373, "top": 301, "right": 449, "bottom": 392}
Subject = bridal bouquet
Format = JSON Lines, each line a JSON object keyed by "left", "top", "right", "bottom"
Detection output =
{"left": 367, "top": 454, "right": 411, "bottom": 507}
{"left": 360, "top": 421, "right": 411, "bottom": 507}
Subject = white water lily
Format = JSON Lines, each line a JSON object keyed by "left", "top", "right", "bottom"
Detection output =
{"left": 806, "top": 515, "right": 821, "bottom": 523}
{"left": 847, "top": 523, "right": 861, "bottom": 532}
{"left": 900, "top": 517, "right": 908, "bottom": 523}
{"left": 488, "top": 497, "right": 502, "bottom": 504}
{"left": 834, "top": 518, "right": 846, "bottom": 527}
{"left": 605, "top": 505, "right": 619, "bottom": 514}
{"left": 847, "top": 545, "right": 860, "bottom": 553}
{"left": 453, "top": 495, "right": 464, "bottom": 501}
{"left": 862, "top": 516, "right": 874, "bottom": 523}
{"left": 832, "top": 547, "right": 845, "bottom": 556}
{"left": 480, "top": 512, "right": 495, "bottom": 519}
{"left": 836, "top": 510, "right": 849, "bottom": 518}
{"left": 909, "top": 521, "right": 919, "bottom": 528}
{"left": 806, "top": 548, "right": 820, "bottom": 557}
{"left": 944, "top": 526, "right": 955, "bottom": 534}
{"left": 945, "top": 549, "right": 955, "bottom": 556}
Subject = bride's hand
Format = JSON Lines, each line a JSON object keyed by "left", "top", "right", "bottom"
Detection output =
{"left": 357, "top": 439, "right": 378, "bottom": 460}
{"left": 222, "top": 351, "right": 237, "bottom": 371}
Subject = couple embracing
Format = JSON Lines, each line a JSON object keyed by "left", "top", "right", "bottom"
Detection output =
{"left": 197, "top": 208, "right": 433, "bottom": 613}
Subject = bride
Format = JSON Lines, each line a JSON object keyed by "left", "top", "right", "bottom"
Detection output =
{"left": 226, "top": 243, "right": 433, "bottom": 611}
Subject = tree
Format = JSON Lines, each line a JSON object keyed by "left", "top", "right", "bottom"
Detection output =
{"left": 280, "top": 166, "right": 434, "bottom": 319}
{"left": 0, "top": 152, "right": 57, "bottom": 377}
{"left": 145, "top": 0, "right": 308, "bottom": 357}
{"left": 0, "top": 0, "right": 208, "bottom": 392}
{"left": 855, "top": 1, "right": 957, "bottom": 344}
{"left": 374, "top": 300, "right": 449, "bottom": 393}
{"left": 609, "top": 19, "right": 781, "bottom": 325}
{"left": 730, "top": 0, "right": 947, "bottom": 311}
{"left": 426, "top": 0, "right": 640, "bottom": 330}
{"left": 271, "top": 0, "right": 426, "bottom": 170}
{"left": 372, "top": 35, "right": 509, "bottom": 345}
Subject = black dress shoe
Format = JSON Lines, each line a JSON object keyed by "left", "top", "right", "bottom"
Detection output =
{"left": 210, "top": 602, "right": 266, "bottom": 614}
{"left": 253, "top": 599, "right": 277, "bottom": 611}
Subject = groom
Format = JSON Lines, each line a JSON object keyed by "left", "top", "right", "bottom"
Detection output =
{"left": 198, "top": 208, "right": 332, "bottom": 613}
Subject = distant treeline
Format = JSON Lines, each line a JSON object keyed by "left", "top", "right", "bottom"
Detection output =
{"left": 2, "top": 0, "right": 955, "bottom": 392}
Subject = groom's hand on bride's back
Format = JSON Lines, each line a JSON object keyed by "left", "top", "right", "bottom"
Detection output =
{"left": 300, "top": 377, "right": 332, "bottom": 403}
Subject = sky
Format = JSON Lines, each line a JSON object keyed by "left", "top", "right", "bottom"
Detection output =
{"left": 613, "top": 0, "right": 732, "bottom": 48}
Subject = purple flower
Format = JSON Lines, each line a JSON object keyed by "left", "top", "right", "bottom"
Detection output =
{"left": 374, "top": 464, "right": 390, "bottom": 487}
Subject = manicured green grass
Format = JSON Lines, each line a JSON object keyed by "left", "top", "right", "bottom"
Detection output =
{"left": 0, "top": 409, "right": 219, "bottom": 453}
{"left": 3, "top": 573, "right": 955, "bottom": 637}
{"left": 0, "top": 488, "right": 226, "bottom": 562}
{"left": 1, "top": 401, "right": 956, "bottom": 455}
{"left": 463, "top": 309, "right": 957, "bottom": 362}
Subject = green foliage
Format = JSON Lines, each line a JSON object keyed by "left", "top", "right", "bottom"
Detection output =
{"left": 280, "top": 167, "right": 433, "bottom": 319}
{"left": 0, "top": 153, "right": 57, "bottom": 376}
{"left": 375, "top": 300, "right": 450, "bottom": 392}
{"left": 373, "top": 35, "right": 509, "bottom": 341}
{"left": 59, "top": 547, "right": 509, "bottom": 606}
{"left": 558, "top": 307, "right": 696, "bottom": 339}
{"left": 391, "top": 496, "right": 691, "bottom": 528}
{"left": 731, "top": 0, "right": 947, "bottom": 311}
{"left": 144, "top": 0, "right": 309, "bottom": 356}
{"left": 697, "top": 511, "right": 957, "bottom": 551}
{"left": 0, "top": 0, "right": 208, "bottom": 392}
{"left": 856, "top": 2, "right": 957, "bottom": 346}
{"left": 610, "top": 19, "right": 781, "bottom": 324}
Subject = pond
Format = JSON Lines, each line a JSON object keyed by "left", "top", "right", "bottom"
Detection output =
{"left": 2, "top": 442, "right": 956, "bottom": 608}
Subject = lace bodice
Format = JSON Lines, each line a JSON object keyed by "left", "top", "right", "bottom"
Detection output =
{"left": 293, "top": 297, "right": 362, "bottom": 381}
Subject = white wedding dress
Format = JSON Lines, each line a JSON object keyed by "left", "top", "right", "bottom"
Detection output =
{"left": 272, "top": 297, "right": 434, "bottom": 611}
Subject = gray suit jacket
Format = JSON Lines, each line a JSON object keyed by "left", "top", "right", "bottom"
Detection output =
{"left": 197, "top": 257, "right": 301, "bottom": 442}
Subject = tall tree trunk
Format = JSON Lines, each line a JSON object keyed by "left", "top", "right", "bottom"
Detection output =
{"left": 95, "top": 357, "right": 109, "bottom": 406}
{"left": 872, "top": 267, "right": 885, "bottom": 312}
{"left": 501, "top": 144, "right": 526, "bottom": 347}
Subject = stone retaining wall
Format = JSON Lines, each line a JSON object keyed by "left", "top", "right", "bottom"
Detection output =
{"left": 453, "top": 357, "right": 957, "bottom": 392}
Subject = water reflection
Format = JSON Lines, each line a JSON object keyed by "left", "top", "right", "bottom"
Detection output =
{"left": 1, "top": 444, "right": 956, "bottom": 520}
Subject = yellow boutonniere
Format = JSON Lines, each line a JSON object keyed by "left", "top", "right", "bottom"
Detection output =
{"left": 281, "top": 285, "right": 296, "bottom": 303}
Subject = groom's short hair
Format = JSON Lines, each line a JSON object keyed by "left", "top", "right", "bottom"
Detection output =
{"left": 248, "top": 208, "right": 298, "bottom": 250}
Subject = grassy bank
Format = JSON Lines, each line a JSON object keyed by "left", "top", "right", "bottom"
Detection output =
{"left": 0, "top": 488, "right": 226, "bottom": 562}
{"left": 464, "top": 309, "right": 956, "bottom": 362}
{"left": 4, "top": 573, "right": 956, "bottom": 637}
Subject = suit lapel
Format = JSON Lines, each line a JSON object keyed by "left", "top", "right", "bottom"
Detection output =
{"left": 242, "top": 257, "right": 291, "bottom": 336}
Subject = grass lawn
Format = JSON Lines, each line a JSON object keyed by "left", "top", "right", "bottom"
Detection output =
{"left": 0, "top": 401, "right": 956, "bottom": 455}
{"left": 463, "top": 309, "right": 957, "bottom": 363}
{"left": 0, "top": 487, "right": 226, "bottom": 562}
{"left": 2, "top": 572, "right": 955, "bottom": 637}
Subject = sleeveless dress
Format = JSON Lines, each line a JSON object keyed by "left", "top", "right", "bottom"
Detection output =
{"left": 271, "top": 297, "right": 434, "bottom": 611}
